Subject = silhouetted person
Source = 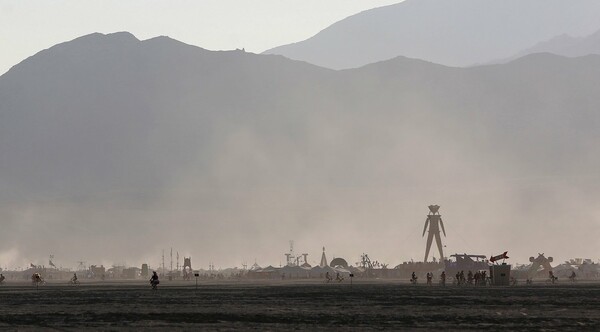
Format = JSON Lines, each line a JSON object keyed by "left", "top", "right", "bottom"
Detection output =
{"left": 71, "top": 273, "right": 78, "bottom": 284}
{"left": 411, "top": 272, "right": 418, "bottom": 284}
{"left": 548, "top": 271, "right": 557, "bottom": 284}
{"left": 440, "top": 271, "right": 446, "bottom": 286}
{"left": 426, "top": 272, "right": 432, "bottom": 285}
{"left": 31, "top": 273, "right": 43, "bottom": 286}
{"left": 0, "top": 273, "right": 5, "bottom": 284}
{"left": 569, "top": 271, "right": 576, "bottom": 282}
{"left": 325, "top": 271, "right": 332, "bottom": 282}
{"left": 150, "top": 271, "right": 160, "bottom": 289}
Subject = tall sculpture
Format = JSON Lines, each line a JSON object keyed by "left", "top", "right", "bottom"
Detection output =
{"left": 182, "top": 257, "right": 193, "bottom": 281}
{"left": 528, "top": 253, "right": 553, "bottom": 278}
{"left": 423, "top": 205, "right": 446, "bottom": 262}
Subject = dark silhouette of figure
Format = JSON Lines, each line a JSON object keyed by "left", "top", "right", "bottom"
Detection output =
{"left": 410, "top": 272, "right": 418, "bottom": 284}
{"left": 440, "top": 271, "right": 446, "bottom": 286}
{"left": 31, "top": 273, "right": 44, "bottom": 286}
{"left": 422, "top": 205, "right": 446, "bottom": 262}
{"left": 569, "top": 271, "right": 577, "bottom": 282}
{"left": 0, "top": 273, "right": 5, "bottom": 284}
{"left": 426, "top": 272, "right": 433, "bottom": 286}
{"left": 150, "top": 271, "right": 160, "bottom": 289}
{"left": 70, "top": 273, "right": 78, "bottom": 284}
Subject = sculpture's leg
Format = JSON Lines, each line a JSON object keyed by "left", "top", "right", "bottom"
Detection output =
{"left": 424, "top": 232, "right": 434, "bottom": 262}
{"left": 434, "top": 232, "right": 444, "bottom": 261}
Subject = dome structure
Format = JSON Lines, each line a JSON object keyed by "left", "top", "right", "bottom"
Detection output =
{"left": 330, "top": 258, "right": 349, "bottom": 268}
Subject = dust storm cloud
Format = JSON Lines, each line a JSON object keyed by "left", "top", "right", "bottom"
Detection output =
{"left": 0, "top": 33, "right": 599, "bottom": 269}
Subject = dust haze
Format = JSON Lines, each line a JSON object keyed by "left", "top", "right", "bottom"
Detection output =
{"left": 0, "top": 31, "right": 599, "bottom": 270}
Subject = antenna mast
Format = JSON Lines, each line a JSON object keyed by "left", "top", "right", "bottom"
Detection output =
{"left": 162, "top": 249, "right": 165, "bottom": 276}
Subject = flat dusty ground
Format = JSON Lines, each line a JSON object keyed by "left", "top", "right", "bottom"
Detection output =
{"left": 1, "top": 280, "right": 599, "bottom": 330}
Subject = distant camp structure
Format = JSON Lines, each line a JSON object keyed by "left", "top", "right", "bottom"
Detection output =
{"left": 528, "top": 253, "right": 553, "bottom": 279}
{"left": 284, "top": 241, "right": 311, "bottom": 267}
{"left": 444, "top": 254, "right": 489, "bottom": 277}
{"left": 330, "top": 258, "right": 349, "bottom": 269}
{"left": 320, "top": 247, "right": 328, "bottom": 267}
{"left": 182, "top": 257, "right": 193, "bottom": 280}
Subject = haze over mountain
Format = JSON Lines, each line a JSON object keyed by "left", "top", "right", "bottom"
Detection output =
{"left": 1, "top": 32, "right": 599, "bottom": 269}
{"left": 501, "top": 29, "right": 600, "bottom": 63}
{"left": 263, "top": 0, "right": 600, "bottom": 69}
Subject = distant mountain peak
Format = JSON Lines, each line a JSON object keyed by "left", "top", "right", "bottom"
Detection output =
{"left": 104, "top": 31, "right": 139, "bottom": 40}
{"left": 263, "top": 0, "right": 600, "bottom": 69}
{"left": 71, "top": 31, "right": 140, "bottom": 44}
{"left": 500, "top": 28, "right": 600, "bottom": 63}
{"left": 142, "top": 35, "right": 207, "bottom": 51}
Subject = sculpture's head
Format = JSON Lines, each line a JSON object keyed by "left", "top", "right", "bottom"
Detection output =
{"left": 428, "top": 205, "right": 440, "bottom": 214}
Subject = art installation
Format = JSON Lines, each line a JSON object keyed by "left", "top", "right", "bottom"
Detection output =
{"left": 422, "top": 205, "right": 446, "bottom": 262}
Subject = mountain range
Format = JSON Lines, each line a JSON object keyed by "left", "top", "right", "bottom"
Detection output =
{"left": 1, "top": 32, "right": 599, "bottom": 266}
{"left": 500, "top": 29, "right": 600, "bottom": 63}
{"left": 264, "top": 0, "right": 600, "bottom": 69}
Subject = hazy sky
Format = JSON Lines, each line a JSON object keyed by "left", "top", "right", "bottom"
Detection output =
{"left": 0, "top": 0, "right": 401, "bottom": 75}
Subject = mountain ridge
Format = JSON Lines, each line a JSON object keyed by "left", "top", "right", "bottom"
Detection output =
{"left": 263, "top": 0, "right": 600, "bottom": 69}
{"left": 498, "top": 29, "right": 600, "bottom": 63}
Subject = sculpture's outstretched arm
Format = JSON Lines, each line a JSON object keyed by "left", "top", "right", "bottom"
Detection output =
{"left": 422, "top": 217, "right": 430, "bottom": 237}
{"left": 440, "top": 217, "right": 446, "bottom": 237}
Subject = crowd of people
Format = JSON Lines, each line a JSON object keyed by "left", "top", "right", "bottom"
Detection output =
{"left": 408, "top": 270, "right": 491, "bottom": 286}
{"left": 408, "top": 269, "right": 573, "bottom": 286}
{"left": 0, "top": 267, "right": 576, "bottom": 289}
